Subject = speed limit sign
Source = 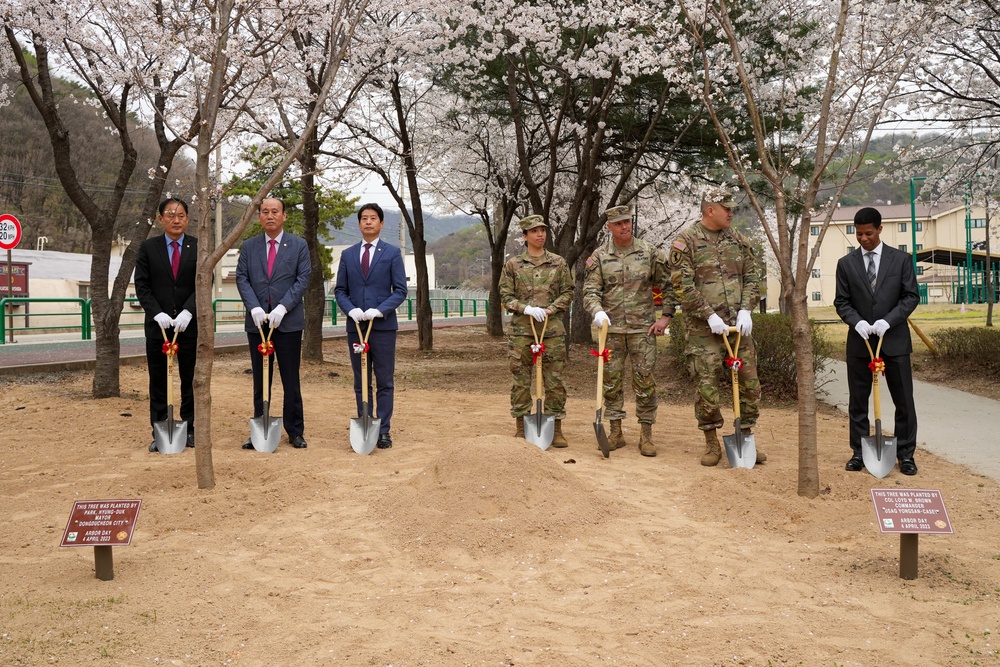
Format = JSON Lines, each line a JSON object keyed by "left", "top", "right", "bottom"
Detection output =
{"left": 0, "top": 214, "right": 21, "bottom": 250}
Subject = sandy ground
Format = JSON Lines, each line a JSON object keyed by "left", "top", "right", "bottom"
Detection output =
{"left": 1, "top": 326, "right": 998, "bottom": 666}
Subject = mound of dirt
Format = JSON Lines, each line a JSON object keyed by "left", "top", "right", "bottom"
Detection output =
{"left": 373, "top": 435, "right": 620, "bottom": 557}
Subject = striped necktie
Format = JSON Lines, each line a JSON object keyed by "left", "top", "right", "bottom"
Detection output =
{"left": 866, "top": 251, "right": 877, "bottom": 290}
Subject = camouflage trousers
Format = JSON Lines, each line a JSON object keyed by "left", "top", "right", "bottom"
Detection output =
{"left": 603, "top": 332, "right": 658, "bottom": 423}
{"left": 685, "top": 331, "right": 760, "bottom": 431}
{"left": 509, "top": 335, "right": 567, "bottom": 419}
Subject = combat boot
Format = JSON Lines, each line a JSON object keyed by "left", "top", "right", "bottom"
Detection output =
{"left": 608, "top": 420, "right": 627, "bottom": 450}
{"left": 551, "top": 420, "right": 569, "bottom": 448}
{"left": 701, "top": 429, "right": 722, "bottom": 466}
{"left": 639, "top": 423, "right": 656, "bottom": 457}
{"left": 514, "top": 417, "right": 525, "bottom": 439}
{"left": 742, "top": 427, "right": 766, "bottom": 463}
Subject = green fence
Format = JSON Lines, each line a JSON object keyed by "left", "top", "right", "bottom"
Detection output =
{"left": 0, "top": 296, "right": 489, "bottom": 343}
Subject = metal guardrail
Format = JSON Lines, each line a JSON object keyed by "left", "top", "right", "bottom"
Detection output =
{"left": 0, "top": 296, "right": 490, "bottom": 343}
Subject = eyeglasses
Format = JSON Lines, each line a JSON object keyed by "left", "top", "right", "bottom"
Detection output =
{"left": 162, "top": 210, "right": 188, "bottom": 219}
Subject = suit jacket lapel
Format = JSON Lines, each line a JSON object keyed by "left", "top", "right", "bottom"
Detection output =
{"left": 367, "top": 243, "right": 385, "bottom": 276}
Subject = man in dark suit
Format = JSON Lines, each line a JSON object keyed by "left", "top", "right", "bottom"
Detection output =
{"left": 834, "top": 206, "right": 921, "bottom": 475}
{"left": 236, "top": 197, "right": 312, "bottom": 449}
{"left": 135, "top": 197, "right": 197, "bottom": 452}
{"left": 334, "top": 203, "right": 408, "bottom": 449}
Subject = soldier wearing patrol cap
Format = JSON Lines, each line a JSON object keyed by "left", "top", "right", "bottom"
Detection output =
{"left": 499, "top": 214, "right": 575, "bottom": 447}
{"left": 668, "top": 185, "right": 766, "bottom": 466}
{"left": 583, "top": 203, "right": 676, "bottom": 457}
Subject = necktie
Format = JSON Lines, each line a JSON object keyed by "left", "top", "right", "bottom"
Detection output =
{"left": 267, "top": 239, "right": 277, "bottom": 278}
{"left": 866, "top": 251, "right": 877, "bottom": 290}
{"left": 170, "top": 241, "right": 180, "bottom": 279}
{"left": 362, "top": 243, "right": 372, "bottom": 278}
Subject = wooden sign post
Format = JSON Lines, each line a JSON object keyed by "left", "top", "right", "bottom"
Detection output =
{"left": 59, "top": 499, "right": 142, "bottom": 581}
{"left": 871, "top": 489, "right": 952, "bottom": 580}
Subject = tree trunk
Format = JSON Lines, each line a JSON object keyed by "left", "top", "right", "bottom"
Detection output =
{"left": 90, "top": 222, "right": 122, "bottom": 398}
{"left": 411, "top": 235, "right": 433, "bottom": 350}
{"left": 193, "top": 135, "right": 218, "bottom": 491}
{"left": 788, "top": 288, "right": 819, "bottom": 498}
{"left": 487, "top": 250, "right": 505, "bottom": 337}
{"left": 300, "top": 129, "right": 326, "bottom": 361}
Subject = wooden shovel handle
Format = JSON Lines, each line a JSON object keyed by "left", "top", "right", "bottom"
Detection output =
{"left": 721, "top": 326, "right": 742, "bottom": 420}
{"left": 596, "top": 320, "right": 608, "bottom": 411}
{"left": 864, "top": 336, "right": 885, "bottom": 420}
{"left": 161, "top": 327, "right": 180, "bottom": 409}
{"left": 355, "top": 319, "right": 375, "bottom": 404}
{"left": 529, "top": 313, "right": 549, "bottom": 407}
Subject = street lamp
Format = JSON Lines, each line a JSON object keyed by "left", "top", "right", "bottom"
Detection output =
{"left": 909, "top": 176, "right": 926, "bottom": 277}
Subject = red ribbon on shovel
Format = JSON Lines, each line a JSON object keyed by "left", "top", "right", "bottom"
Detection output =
{"left": 353, "top": 341, "right": 370, "bottom": 354}
{"left": 725, "top": 356, "right": 743, "bottom": 370}
{"left": 530, "top": 342, "right": 545, "bottom": 364}
{"left": 258, "top": 340, "right": 275, "bottom": 356}
{"left": 868, "top": 357, "right": 885, "bottom": 374}
{"left": 590, "top": 348, "right": 611, "bottom": 362}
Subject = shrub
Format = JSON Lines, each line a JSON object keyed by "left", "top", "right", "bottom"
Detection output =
{"left": 668, "top": 311, "right": 834, "bottom": 402}
{"left": 931, "top": 327, "right": 1000, "bottom": 380}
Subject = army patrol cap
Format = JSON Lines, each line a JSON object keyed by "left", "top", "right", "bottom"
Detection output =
{"left": 701, "top": 185, "right": 737, "bottom": 209}
{"left": 519, "top": 214, "right": 548, "bottom": 231}
{"left": 605, "top": 204, "right": 633, "bottom": 223}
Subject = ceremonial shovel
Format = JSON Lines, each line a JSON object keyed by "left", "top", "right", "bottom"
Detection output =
{"left": 248, "top": 324, "right": 282, "bottom": 452}
{"left": 349, "top": 319, "right": 381, "bottom": 454}
{"left": 861, "top": 336, "right": 897, "bottom": 479}
{"left": 720, "top": 326, "right": 756, "bottom": 469}
{"left": 523, "top": 314, "right": 554, "bottom": 450}
{"left": 592, "top": 320, "right": 612, "bottom": 458}
{"left": 152, "top": 327, "right": 188, "bottom": 454}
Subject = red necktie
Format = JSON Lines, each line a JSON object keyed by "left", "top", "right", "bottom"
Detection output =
{"left": 267, "top": 239, "right": 277, "bottom": 278}
{"left": 170, "top": 241, "right": 180, "bottom": 279}
{"left": 362, "top": 243, "right": 372, "bottom": 278}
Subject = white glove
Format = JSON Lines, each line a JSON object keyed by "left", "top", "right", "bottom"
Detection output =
{"left": 707, "top": 313, "right": 728, "bottom": 335}
{"left": 593, "top": 311, "right": 611, "bottom": 328}
{"left": 855, "top": 320, "right": 872, "bottom": 338}
{"left": 173, "top": 309, "right": 192, "bottom": 333}
{"left": 736, "top": 309, "right": 753, "bottom": 336}
{"left": 268, "top": 304, "right": 287, "bottom": 329}
{"left": 250, "top": 307, "right": 267, "bottom": 328}
{"left": 523, "top": 306, "right": 547, "bottom": 322}
{"left": 153, "top": 312, "right": 173, "bottom": 329}
{"left": 872, "top": 319, "right": 890, "bottom": 337}
{"left": 364, "top": 308, "right": 383, "bottom": 320}
{"left": 348, "top": 307, "right": 365, "bottom": 322}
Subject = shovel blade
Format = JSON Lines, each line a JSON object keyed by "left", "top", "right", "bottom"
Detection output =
{"left": 861, "top": 420, "right": 897, "bottom": 479}
{"left": 249, "top": 401, "right": 282, "bottom": 453}
{"left": 349, "top": 402, "right": 380, "bottom": 454}
{"left": 594, "top": 419, "right": 611, "bottom": 459}
{"left": 152, "top": 418, "right": 188, "bottom": 455}
{"left": 722, "top": 420, "right": 756, "bottom": 469}
{"left": 524, "top": 400, "right": 554, "bottom": 450}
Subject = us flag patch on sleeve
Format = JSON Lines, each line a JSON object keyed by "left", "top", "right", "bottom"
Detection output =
{"left": 672, "top": 240, "right": 686, "bottom": 251}
{"left": 586, "top": 256, "right": 594, "bottom": 268}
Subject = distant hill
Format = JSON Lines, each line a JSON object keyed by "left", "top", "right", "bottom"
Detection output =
{"left": 321, "top": 210, "right": 478, "bottom": 248}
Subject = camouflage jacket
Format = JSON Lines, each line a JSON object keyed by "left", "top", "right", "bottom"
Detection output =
{"left": 499, "top": 249, "right": 575, "bottom": 337}
{"left": 668, "top": 222, "right": 760, "bottom": 327}
{"left": 583, "top": 236, "right": 676, "bottom": 334}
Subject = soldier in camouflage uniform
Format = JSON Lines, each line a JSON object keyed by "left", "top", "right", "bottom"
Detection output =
{"left": 499, "top": 215, "right": 575, "bottom": 447}
{"left": 668, "top": 185, "right": 766, "bottom": 466}
{"left": 583, "top": 204, "right": 676, "bottom": 457}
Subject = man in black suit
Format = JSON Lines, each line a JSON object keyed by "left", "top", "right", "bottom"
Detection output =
{"left": 834, "top": 207, "right": 921, "bottom": 475}
{"left": 135, "top": 197, "right": 197, "bottom": 452}
{"left": 334, "top": 203, "right": 408, "bottom": 449}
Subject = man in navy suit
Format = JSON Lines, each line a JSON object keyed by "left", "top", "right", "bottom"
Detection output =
{"left": 135, "top": 198, "right": 198, "bottom": 452}
{"left": 835, "top": 207, "right": 921, "bottom": 475}
{"left": 334, "top": 203, "right": 408, "bottom": 449}
{"left": 236, "top": 197, "right": 312, "bottom": 449}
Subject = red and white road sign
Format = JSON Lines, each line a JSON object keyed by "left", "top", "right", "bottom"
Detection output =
{"left": 0, "top": 214, "right": 21, "bottom": 250}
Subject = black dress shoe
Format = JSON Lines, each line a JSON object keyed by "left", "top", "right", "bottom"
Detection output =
{"left": 241, "top": 438, "right": 255, "bottom": 450}
{"left": 148, "top": 441, "right": 157, "bottom": 453}
{"left": 899, "top": 459, "right": 918, "bottom": 476}
{"left": 290, "top": 435, "right": 308, "bottom": 449}
{"left": 377, "top": 433, "right": 392, "bottom": 449}
{"left": 186, "top": 433, "right": 195, "bottom": 448}
{"left": 845, "top": 457, "right": 864, "bottom": 472}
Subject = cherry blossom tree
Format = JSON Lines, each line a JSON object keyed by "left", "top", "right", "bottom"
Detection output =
{"left": 3, "top": 2, "right": 200, "bottom": 398}
{"left": 676, "top": 0, "right": 939, "bottom": 496}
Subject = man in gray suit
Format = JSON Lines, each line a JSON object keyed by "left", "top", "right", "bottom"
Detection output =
{"left": 834, "top": 206, "right": 920, "bottom": 475}
{"left": 236, "top": 197, "right": 312, "bottom": 449}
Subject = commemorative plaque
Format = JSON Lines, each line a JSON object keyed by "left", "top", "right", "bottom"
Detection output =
{"left": 870, "top": 489, "right": 952, "bottom": 580}
{"left": 60, "top": 499, "right": 142, "bottom": 580}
